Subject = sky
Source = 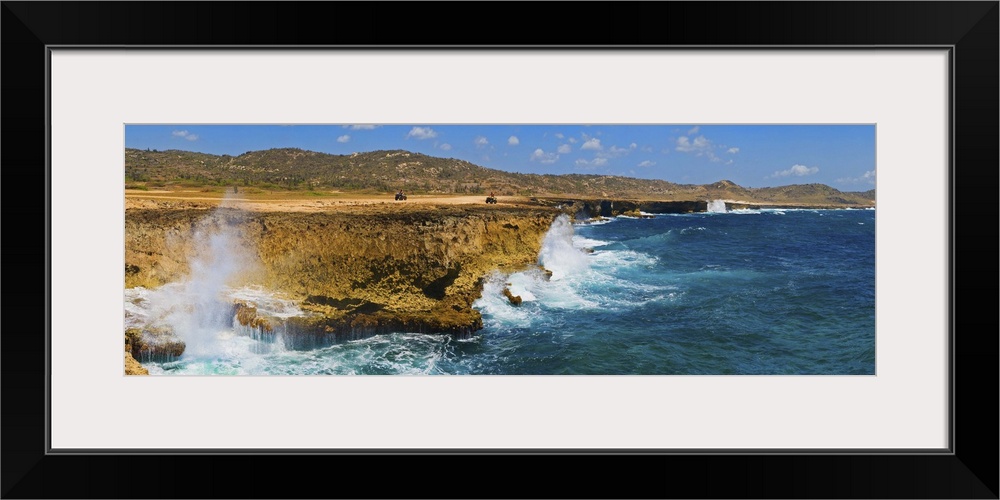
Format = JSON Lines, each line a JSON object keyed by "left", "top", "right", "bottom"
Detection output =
{"left": 125, "top": 124, "right": 876, "bottom": 190}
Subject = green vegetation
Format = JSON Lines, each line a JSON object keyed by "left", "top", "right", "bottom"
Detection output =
{"left": 124, "top": 148, "right": 876, "bottom": 205}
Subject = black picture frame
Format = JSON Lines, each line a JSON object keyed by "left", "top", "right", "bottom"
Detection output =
{"left": 3, "top": 2, "right": 997, "bottom": 498}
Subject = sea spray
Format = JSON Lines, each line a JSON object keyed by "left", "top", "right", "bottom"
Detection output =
{"left": 538, "top": 214, "right": 589, "bottom": 281}
{"left": 474, "top": 215, "right": 600, "bottom": 320}
{"left": 474, "top": 272, "right": 537, "bottom": 327}
{"left": 139, "top": 192, "right": 262, "bottom": 359}
{"left": 707, "top": 200, "right": 728, "bottom": 213}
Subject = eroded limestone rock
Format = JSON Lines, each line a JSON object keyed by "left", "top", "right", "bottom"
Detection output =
{"left": 502, "top": 287, "right": 522, "bottom": 306}
{"left": 125, "top": 204, "right": 559, "bottom": 337}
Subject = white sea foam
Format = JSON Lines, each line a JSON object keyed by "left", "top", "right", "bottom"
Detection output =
{"left": 574, "top": 217, "right": 613, "bottom": 226}
{"left": 539, "top": 215, "right": 590, "bottom": 281}
{"left": 473, "top": 272, "right": 538, "bottom": 327}
{"left": 339, "top": 333, "right": 451, "bottom": 375}
{"left": 572, "top": 236, "right": 611, "bottom": 249}
{"left": 123, "top": 193, "right": 300, "bottom": 361}
{"left": 227, "top": 285, "right": 305, "bottom": 319}
{"left": 504, "top": 273, "right": 537, "bottom": 302}
{"left": 537, "top": 279, "right": 600, "bottom": 310}
{"left": 707, "top": 200, "right": 728, "bottom": 213}
{"left": 589, "top": 249, "right": 659, "bottom": 269}
{"left": 474, "top": 214, "right": 666, "bottom": 328}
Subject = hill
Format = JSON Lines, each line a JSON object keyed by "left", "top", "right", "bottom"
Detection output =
{"left": 124, "top": 147, "right": 875, "bottom": 205}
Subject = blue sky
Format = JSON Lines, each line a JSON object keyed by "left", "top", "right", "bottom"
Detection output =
{"left": 126, "top": 124, "right": 876, "bottom": 190}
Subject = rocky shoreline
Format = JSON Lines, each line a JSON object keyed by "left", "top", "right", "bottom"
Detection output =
{"left": 535, "top": 197, "right": 874, "bottom": 218}
{"left": 124, "top": 201, "right": 560, "bottom": 373}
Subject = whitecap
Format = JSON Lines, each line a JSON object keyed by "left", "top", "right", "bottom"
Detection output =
{"left": 572, "top": 236, "right": 611, "bottom": 249}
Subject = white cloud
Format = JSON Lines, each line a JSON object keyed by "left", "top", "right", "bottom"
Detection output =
{"left": 439, "top": 143, "right": 452, "bottom": 151}
{"left": 676, "top": 135, "right": 711, "bottom": 153}
{"left": 337, "top": 135, "right": 350, "bottom": 143}
{"left": 567, "top": 137, "right": 578, "bottom": 144}
{"left": 687, "top": 126, "right": 700, "bottom": 135}
{"left": 638, "top": 160, "right": 656, "bottom": 167}
{"left": 596, "top": 145, "right": 632, "bottom": 159}
{"left": 406, "top": 126, "right": 437, "bottom": 139}
{"left": 642, "top": 145, "right": 654, "bottom": 153}
{"left": 344, "top": 125, "right": 379, "bottom": 130}
{"left": 727, "top": 147, "right": 740, "bottom": 154}
{"left": 677, "top": 135, "right": 730, "bottom": 162}
{"left": 837, "top": 170, "right": 876, "bottom": 185}
{"left": 575, "top": 158, "right": 608, "bottom": 168}
{"left": 172, "top": 130, "right": 198, "bottom": 141}
{"left": 557, "top": 144, "right": 571, "bottom": 154}
{"left": 555, "top": 133, "right": 564, "bottom": 139}
{"left": 507, "top": 136, "right": 519, "bottom": 146}
{"left": 772, "top": 164, "right": 820, "bottom": 177}
{"left": 581, "top": 138, "right": 602, "bottom": 151}
{"left": 630, "top": 143, "right": 637, "bottom": 149}
{"left": 475, "top": 136, "right": 489, "bottom": 146}
{"left": 530, "top": 148, "right": 559, "bottom": 164}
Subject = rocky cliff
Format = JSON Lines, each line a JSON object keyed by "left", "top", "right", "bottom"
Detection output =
{"left": 125, "top": 202, "right": 559, "bottom": 356}
{"left": 535, "top": 197, "right": 874, "bottom": 218}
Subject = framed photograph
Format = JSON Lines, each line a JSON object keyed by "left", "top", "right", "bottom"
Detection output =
{"left": 4, "top": 2, "right": 996, "bottom": 498}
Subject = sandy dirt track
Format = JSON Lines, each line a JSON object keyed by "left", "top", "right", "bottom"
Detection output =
{"left": 125, "top": 190, "right": 540, "bottom": 212}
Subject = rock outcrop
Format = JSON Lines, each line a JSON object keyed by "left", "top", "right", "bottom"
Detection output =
{"left": 502, "top": 287, "right": 523, "bottom": 306}
{"left": 233, "top": 302, "right": 273, "bottom": 331}
{"left": 125, "top": 203, "right": 559, "bottom": 341}
{"left": 125, "top": 326, "right": 186, "bottom": 363}
{"left": 537, "top": 198, "right": 707, "bottom": 219}
{"left": 125, "top": 351, "right": 148, "bottom": 375}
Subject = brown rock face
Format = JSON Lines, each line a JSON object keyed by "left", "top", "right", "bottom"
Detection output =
{"left": 125, "top": 327, "right": 186, "bottom": 363}
{"left": 233, "top": 302, "right": 273, "bottom": 331}
{"left": 536, "top": 198, "right": 708, "bottom": 219}
{"left": 125, "top": 351, "right": 149, "bottom": 375}
{"left": 502, "top": 287, "right": 523, "bottom": 306}
{"left": 125, "top": 204, "right": 558, "bottom": 338}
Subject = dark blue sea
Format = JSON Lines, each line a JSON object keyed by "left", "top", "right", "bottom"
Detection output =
{"left": 132, "top": 207, "right": 875, "bottom": 375}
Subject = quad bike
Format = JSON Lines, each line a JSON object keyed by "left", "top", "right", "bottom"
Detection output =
{"left": 395, "top": 193, "right": 407, "bottom": 201}
{"left": 485, "top": 196, "right": 498, "bottom": 204}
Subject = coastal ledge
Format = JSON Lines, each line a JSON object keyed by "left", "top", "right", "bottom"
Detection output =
{"left": 535, "top": 198, "right": 706, "bottom": 218}
{"left": 533, "top": 197, "right": 874, "bottom": 218}
{"left": 125, "top": 201, "right": 560, "bottom": 357}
